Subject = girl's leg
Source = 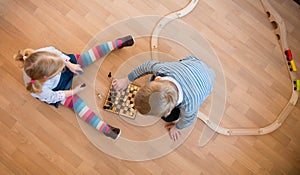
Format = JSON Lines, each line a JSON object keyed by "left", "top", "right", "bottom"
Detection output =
{"left": 60, "top": 94, "right": 121, "bottom": 140}
{"left": 74, "top": 35, "right": 134, "bottom": 68}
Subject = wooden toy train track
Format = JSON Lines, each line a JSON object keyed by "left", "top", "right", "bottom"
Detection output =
{"left": 150, "top": 0, "right": 299, "bottom": 136}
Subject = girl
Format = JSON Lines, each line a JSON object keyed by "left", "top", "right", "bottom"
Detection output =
{"left": 15, "top": 35, "right": 135, "bottom": 140}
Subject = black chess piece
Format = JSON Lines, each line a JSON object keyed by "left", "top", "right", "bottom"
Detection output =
{"left": 80, "top": 83, "right": 86, "bottom": 88}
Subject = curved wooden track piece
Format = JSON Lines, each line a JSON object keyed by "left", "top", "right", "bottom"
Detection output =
{"left": 197, "top": 0, "right": 299, "bottom": 136}
{"left": 150, "top": 0, "right": 299, "bottom": 136}
{"left": 150, "top": 0, "right": 199, "bottom": 59}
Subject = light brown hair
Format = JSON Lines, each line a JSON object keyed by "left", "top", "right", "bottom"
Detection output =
{"left": 134, "top": 80, "right": 178, "bottom": 117}
{"left": 14, "top": 49, "right": 65, "bottom": 93}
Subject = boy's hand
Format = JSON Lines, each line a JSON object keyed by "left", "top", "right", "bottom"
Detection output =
{"left": 165, "top": 123, "right": 182, "bottom": 141}
{"left": 112, "top": 78, "right": 131, "bottom": 91}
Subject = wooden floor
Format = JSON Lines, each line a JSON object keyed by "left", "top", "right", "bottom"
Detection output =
{"left": 1, "top": 0, "right": 300, "bottom": 174}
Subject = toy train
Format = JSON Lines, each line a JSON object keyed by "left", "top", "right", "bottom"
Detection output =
{"left": 285, "top": 49, "right": 297, "bottom": 72}
{"left": 294, "top": 80, "right": 300, "bottom": 91}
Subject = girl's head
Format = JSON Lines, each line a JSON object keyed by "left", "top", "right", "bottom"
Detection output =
{"left": 14, "top": 49, "right": 65, "bottom": 93}
{"left": 134, "top": 80, "right": 178, "bottom": 117}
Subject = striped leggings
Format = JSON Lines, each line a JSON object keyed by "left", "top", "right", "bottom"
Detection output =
{"left": 61, "top": 39, "right": 122, "bottom": 134}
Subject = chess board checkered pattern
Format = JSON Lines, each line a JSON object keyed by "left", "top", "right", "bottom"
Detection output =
{"left": 103, "top": 83, "right": 140, "bottom": 119}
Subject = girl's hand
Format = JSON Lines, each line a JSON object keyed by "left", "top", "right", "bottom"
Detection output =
{"left": 112, "top": 78, "right": 131, "bottom": 91}
{"left": 73, "top": 83, "right": 86, "bottom": 94}
{"left": 66, "top": 61, "right": 84, "bottom": 75}
{"left": 64, "top": 83, "right": 86, "bottom": 97}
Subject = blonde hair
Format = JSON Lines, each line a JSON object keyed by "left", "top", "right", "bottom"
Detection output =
{"left": 14, "top": 49, "right": 65, "bottom": 93}
{"left": 134, "top": 80, "right": 178, "bottom": 117}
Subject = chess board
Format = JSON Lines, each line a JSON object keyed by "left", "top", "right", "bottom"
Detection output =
{"left": 103, "top": 83, "right": 140, "bottom": 119}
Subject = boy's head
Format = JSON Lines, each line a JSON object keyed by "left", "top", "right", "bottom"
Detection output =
{"left": 134, "top": 80, "right": 178, "bottom": 117}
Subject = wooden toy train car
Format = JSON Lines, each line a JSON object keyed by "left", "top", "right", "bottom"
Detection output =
{"left": 285, "top": 49, "right": 297, "bottom": 72}
{"left": 294, "top": 80, "right": 300, "bottom": 91}
{"left": 285, "top": 49, "right": 293, "bottom": 61}
{"left": 288, "top": 60, "right": 297, "bottom": 72}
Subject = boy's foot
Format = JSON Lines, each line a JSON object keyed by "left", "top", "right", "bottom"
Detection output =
{"left": 104, "top": 125, "right": 121, "bottom": 140}
{"left": 116, "top": 35, "right": 135, "bottom": 48}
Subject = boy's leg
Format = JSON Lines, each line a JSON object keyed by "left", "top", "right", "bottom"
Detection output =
{"left": 74, "top": 35, "right": 134, "bottom": 68}
{"left": 60, "top": 94, "right": 121, "bottom": 140}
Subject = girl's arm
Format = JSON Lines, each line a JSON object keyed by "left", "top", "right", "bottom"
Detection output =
{"left": 35, "top": 46, "right": 71, "bottom": 64}
{"left": 63, "top": 83, "right": 86, "bottom": 97}
{"left": 65, "top": 61, "right": 83, "bottom": 75}
{"left": 35, "top": 46, "right": 84, "bottom": 74}
{"left": 31, "top": 83, "right": 86, "bottom": 104}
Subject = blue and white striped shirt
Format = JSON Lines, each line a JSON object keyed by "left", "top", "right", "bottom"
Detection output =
{"left": 128, "top": 56, "right": 215, "bottom": 129}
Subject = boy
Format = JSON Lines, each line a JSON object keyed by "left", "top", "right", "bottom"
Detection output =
{"left": 113, "top": 55, "right": 215, "bottom": 141}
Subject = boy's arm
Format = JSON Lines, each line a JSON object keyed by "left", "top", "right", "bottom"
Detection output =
{"left": 127, "top": 60, "right": 160, "bottom": 81}
{"left": 113, "top": 60, "right": 162, "bottom": 91}
{"left": 112, "top": 77, "right": 131, "bottom": 91}
{"left": 175, "top": 109, "right": 198, "bottom": 129}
